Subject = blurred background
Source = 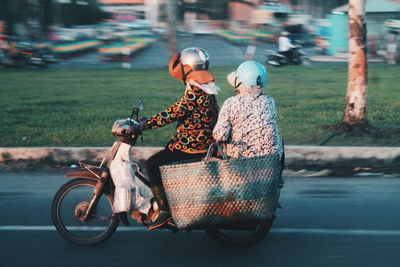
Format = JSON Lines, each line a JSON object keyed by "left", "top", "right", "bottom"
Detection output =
{"left": 0, "top": 0, "right": 399, "bottom": 69}
{"left": 0, "top": 0, "right": 399, "bottom": 148}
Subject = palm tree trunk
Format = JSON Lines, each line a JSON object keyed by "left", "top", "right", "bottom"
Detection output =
{"left": 342, "top": 0, "right": 368, "bottom": 125}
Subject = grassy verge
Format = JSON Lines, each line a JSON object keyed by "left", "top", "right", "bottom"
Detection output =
{"left": 0, "top": 65, "right": 399, "bottom": 147}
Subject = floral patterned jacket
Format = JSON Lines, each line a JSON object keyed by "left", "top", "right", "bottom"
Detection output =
{"left": 213, "top": 91, "right": 283, "bottom": 158}
{"left": 145, "top": 82, "right": 219, "bottom": 154}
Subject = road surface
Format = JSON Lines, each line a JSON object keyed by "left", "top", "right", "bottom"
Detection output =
{"left": 0, "top": 169, "right": 399, "bottom": 266}
{"left": 51, "top": 35, "right": 285, "bottom": 70}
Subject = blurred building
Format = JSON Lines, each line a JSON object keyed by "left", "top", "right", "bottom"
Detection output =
{"left": 97, "top": 0, "right": 146, "bottom": 20}
{"left": 328, "top": 0, "right": 400, "bottom": 54}
{"left": 227, "top": 1, "right": 348, "bottom": 21}
{"left": 332, "top": 0, "right": 400, "bottom": 37}
{"left": 288, "top": 0, "right": 347, "bottom": 19}
{"left": 93, "top": 1, "right": 354, "bottom": 28}
{"left": 96, "top": 0, "right": 171, "bottom": 28}
{"left": 229, "top": 0, "right": 262, "bottom": 21}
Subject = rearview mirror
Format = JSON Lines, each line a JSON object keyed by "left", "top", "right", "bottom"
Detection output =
{"left": 134, "top": 99, "right": 144, "bottom": 111}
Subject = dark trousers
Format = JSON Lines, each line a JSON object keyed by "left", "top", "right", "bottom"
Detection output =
{"left": 146, "top": 148, "right": 206, "bottom": 187}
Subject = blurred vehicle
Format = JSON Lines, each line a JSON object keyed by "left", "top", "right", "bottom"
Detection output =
{"left": 315, "top": 36, "right": 330, "bottom": 55}
{"left": 284, "top": 24, "right": 316, "bottom": 47}
{"left": 1, "top": 41, "right": 51, "bottom": 69}
{"left": 288, "top": 32, "right": 317, "bottom": 47}
{"left": 189, "top": 20, "right": 215, "bottom": 35}
{"left": 41, "top": 48, "right": 57, "bottom": 64}
{"left": 265, "top": 41, "right": 311, "bottom": 67}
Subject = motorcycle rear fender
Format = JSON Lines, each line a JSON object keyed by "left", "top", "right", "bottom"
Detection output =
{"left": 64, "top": 168, "right": 102, "bottom": 181}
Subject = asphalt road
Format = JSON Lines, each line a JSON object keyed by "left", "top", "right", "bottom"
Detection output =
{"left": 51, "top": 35, "right": 289, "bottom": 70}
{"left": 0, "top": 169, "right": 399, "bottom": 267}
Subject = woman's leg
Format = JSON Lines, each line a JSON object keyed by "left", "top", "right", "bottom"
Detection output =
{"left": 146, "top": 149, "right": 204, "bottom": 187}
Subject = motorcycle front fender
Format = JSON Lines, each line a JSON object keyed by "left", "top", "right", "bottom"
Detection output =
{"left": 266, "top": 51, "right": 284, "bottom": 58}
{"left": 64, "top": 168, "right": 115, "bottom": 196}
{"left": 267, "top": 60, "right": 280, "bottom": 66}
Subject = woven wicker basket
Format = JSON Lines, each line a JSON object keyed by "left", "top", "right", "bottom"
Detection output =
{"left": 160, "top": 145, "right": 281, "bottom": 230}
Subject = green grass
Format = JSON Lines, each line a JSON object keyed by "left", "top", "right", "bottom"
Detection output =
{"left": 1, "top": 65, "right": 399, "bottom": 147}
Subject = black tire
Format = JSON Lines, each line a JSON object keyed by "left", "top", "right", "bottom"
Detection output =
{"left": 205, "top": 219, "right": 274, "bottom": 247}
{"left": 51, "top": 178, "right": 118, "bottom": 246}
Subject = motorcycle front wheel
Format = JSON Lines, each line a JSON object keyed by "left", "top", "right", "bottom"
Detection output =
{"left": 51, "top": 178, "right": 119, "bottom": 246}
{"left": 205, "top": 219, "right": 274, "bottom": 247}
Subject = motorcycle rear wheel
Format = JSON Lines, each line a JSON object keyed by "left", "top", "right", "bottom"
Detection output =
{"left": 301, "top": 57, "right": 312, "bottom": 66}
{"left": 51, "top": 178, "right": 118, "bottom": 246}
{"left": 205, "top": 219, "right": 274, "bottom": 247}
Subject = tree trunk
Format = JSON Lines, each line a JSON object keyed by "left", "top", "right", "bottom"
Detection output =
{"left": 342, "top": 0, "right": 368, "bottom": 125}
{"left": 321, "top": 0, "right": 400, "bottom": 143}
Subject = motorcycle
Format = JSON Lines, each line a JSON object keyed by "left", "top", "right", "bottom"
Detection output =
{"left": 1, "top": 42, "right": 50, "bottom": 69}
{"left": 41, "top": 47, "right": 57, "bottom": 65}
{"left": 265, "top": 41, "right": 312, "bottom": 67}
{"left": 51, "top": 100, "right": 276, "bottom": 247}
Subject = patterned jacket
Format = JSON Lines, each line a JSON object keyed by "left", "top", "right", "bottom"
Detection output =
{"left": 213, "top": 91, "right": 283, "bottom": 158}
{"left": 145, "top": 83, "right": 219, "bottom": 154}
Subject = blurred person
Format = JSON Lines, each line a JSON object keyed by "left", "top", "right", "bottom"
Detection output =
{"left": 0, "top": 35, "right": 6, "bottom": 57}
{"left": 386, "top": 34, "right": 397, "bottom": 64}
{"left": 0, "top": 35, "right": 6, "bottom": 48}
{"left": 117, "top": 47, "right": 220, "bottom": 230}
{"left": 397, "top": 39, "right": 400, "bottom": 64}
{"left": 278, "top": 31, "right": 296, "bottom": 62}
{"left": 316, "top": 37, "right": 329, "bottom": 55}
{"left": 213, "top": 61, "right": 284, "bottom": 174}
{"left": 4, "top": 36, "right": 19, "bottom": 59}
{"left": 367, "top": 35, "right": 377, "bottom": 56}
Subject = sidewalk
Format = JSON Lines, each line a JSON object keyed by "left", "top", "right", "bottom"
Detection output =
{"left": 1, "top": 146, "right": 399, "bottom": 176}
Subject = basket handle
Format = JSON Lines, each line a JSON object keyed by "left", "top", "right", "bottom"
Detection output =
{"left": 205, "top": 142, "right": 227, "bottom": 161}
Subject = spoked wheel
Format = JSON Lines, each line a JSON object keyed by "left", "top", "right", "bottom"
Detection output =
{"left": 205, "top": 219, "right": 274, "bottom": 247}
{"left": 51, "top": 178, "right": 118, "bottom": 246}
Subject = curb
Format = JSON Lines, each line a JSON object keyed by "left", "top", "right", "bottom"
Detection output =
{"left": 1, "top": 146, "right": 399, "bottom": 170}
{"left": 310, "top": 55, "right": 385, "bottom": 63}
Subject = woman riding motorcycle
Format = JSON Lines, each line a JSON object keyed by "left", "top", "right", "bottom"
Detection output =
{"left": 119, "top": 47, "right": 220, "bottom": 230}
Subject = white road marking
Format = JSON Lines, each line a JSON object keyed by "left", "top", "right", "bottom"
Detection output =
{"left": 272, "top": 228, "right": 400, "bottom": 236}
{"left": 0, "top": 226, "right": 143, "bottom": 231}
{"left": 0, "top": 226, "right": 399, "bottom": 236}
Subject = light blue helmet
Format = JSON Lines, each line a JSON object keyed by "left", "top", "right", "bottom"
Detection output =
{"left": 236, "top": 61, "right": 267, "bottom": 88}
